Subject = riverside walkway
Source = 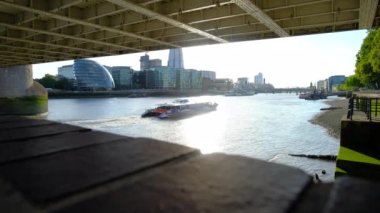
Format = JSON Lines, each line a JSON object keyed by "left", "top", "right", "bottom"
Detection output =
{"left": 1, "top": 116, "right": 380, "bottom": 212}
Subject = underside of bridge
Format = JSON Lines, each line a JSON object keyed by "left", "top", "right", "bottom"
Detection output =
{"left": 0, "top": 0, "right": 379, "bottom": 67}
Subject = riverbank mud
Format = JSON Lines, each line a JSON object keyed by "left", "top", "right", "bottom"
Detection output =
{"left": 310, "top": 98, "right": 348, "bottom": 139}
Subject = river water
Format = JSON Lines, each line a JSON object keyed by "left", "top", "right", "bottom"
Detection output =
{"left": 47, "top": 93, "right": 339, "bottom": 181}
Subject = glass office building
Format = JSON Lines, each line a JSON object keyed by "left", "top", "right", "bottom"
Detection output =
{"left": 328, "top": 75, "right": 347, "bottom": 92}
{"left": 176, "top": 69, "right": 192, "bottom": 90}
{"left": 73, "top": 59, "right": 115, "bottom": 90}
{"left": 176, "top": 69, "right": 202, "bottom": 90}
{"left": 144, "top": 67, "right": 176, "bottom": 89}
{"left": 57, "top": 65, "right": 75, "bottom": 79}
{"left": 110, "top": 66, "right": 134, "bottom": 90}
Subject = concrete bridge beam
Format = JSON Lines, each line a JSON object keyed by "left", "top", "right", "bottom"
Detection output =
{"left": 0, "top": 65, "right": 47, "bottom": 115}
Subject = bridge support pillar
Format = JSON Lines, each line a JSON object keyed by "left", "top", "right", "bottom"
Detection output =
{"left": 0, "top": 65, "right": 47, "bottom": 115}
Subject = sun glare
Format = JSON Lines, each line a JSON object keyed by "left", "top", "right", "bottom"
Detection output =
{"left": 181, "top": 111, "right": 226, "bottom": 154}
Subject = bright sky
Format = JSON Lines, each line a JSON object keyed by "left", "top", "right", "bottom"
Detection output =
{"left": 33, "top": 30, "right": 367, "bottom": 88}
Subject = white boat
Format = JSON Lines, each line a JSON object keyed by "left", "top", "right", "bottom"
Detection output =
{"left": 141, "top": 101, "right": 217, "bottom": 119}
{"left": 173, "top": 98, "right": 189, "bottom": 103}
{"left": 158, "top": 102, "right": 217, "bottom": 119}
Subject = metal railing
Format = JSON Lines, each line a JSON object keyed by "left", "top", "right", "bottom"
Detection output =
{"left": 347, "top": 96, "right": 380, "bottom": 121}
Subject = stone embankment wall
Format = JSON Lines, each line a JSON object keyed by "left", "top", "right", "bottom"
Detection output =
{"left": 336, "top": 116, "right": 380, "bottom": 179}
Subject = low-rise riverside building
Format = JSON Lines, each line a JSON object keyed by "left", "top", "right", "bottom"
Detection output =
{"left": 329, "top": 75, "right": 347, "bottom": 92}
{"left": 213, "top": 78, "right": 233, "bottom": 91}
{"left": 176, "top": 69, "right": 203, "bottom": 90}
{"left": 110, "top": 66, "right": 134, "bottom": 90}
{"left": 316, "top": 79, "right": 328, "bottom": 92}
{"left": 200, "top": 70, "right": 216, "bottom": 80}
{"left": 143, "top": 67, "right": 176, "bottom": 89}
{"left": 57, "top": 65, "right": 75, "bottom": 80}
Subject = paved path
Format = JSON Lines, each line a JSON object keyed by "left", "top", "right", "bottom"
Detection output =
{"left": 0, "top": 116, "right": 379, "bottom": 212}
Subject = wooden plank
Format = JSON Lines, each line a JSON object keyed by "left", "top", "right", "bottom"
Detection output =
{"left": 0, "top": 123, "right": 90, "bottom": 143}
{"left": 56, "top": 154, "right": 311, "bottom": 213}
{"left": 0, "top": 138, "right": 199, "bottom": 203}
{"left": 0, "top": 178, "right": 36, "bottom": 212}
{"left": 323, "top": 176, "right": 380, "bottom": 213}
{"left": 0, "top": 119, "right": 55, "bottom": 130}
{"left": 0, "top": 116, "right": 30, "bottom": 123}
{"left": 0, "top": 131, "right": 127, "bottom": 164}
{"left": 293, "top": 184, "right": 333, "bottom": 213}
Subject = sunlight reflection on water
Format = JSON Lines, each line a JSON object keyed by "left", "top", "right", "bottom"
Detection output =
{"left": 181, "top": 112, "right": 225, "bottom": 154}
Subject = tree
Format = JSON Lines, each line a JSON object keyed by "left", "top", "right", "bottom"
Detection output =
{"left": 355, "top": 28, "right": 380, "bottom": 89}
{"left": 36, "top": 74, "right": 56, "bottom": 88}
{"left": 338, "top": 75, "right": 363, "bottom": 90}
{"left": 35, "top": 74, "right": 73, "bottom": 90}
{"left": 55, "top": 76, "right": 72, "bottom": 90}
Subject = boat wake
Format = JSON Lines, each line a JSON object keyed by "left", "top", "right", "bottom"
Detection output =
{"left": 65, "top": 116, "right": 145, "bottom": 129}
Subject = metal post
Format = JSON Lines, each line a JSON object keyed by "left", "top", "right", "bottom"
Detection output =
{"left": 368, "top": 98, "right": 372, "bottom": 121}
{"left": 348, "top": 97, "right": 354, "bottom": 120}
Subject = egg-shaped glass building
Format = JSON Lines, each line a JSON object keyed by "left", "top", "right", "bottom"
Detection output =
{"left": 73, "top": 59, "right": 115, "bottom": 90}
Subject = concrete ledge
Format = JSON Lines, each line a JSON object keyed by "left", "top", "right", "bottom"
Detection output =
{"left": 323, "top": 176, "right": 380, "bottom": 213}
{"left": 1, "top": 117, "right": 380, "bottom": 212}
{"left": 337, "top": 118, "right": 380, "bottom": 179}
{"left": 55, "top": 154, "right": 311, "bottom": 213}
{"left": 341, "top": 118, "right": 380, "bottom": 160}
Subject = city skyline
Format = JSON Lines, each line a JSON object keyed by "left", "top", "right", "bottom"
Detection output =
{"left": 33, "top": 30, "right": 367, "bottom": 88}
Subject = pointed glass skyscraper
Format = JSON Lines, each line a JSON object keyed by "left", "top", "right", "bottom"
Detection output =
{"left": 167, "top": 48, "right": 184, "bottom": 69}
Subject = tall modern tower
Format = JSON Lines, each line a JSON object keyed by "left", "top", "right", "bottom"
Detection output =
{"left": 167, "top": 48, "right": 184, "bottom": 69}
{"left": 254, "top": 73, "right": 264, "bottom": 84}
{"left": 140, "top": 54, "right": 150, "bottom": 71}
